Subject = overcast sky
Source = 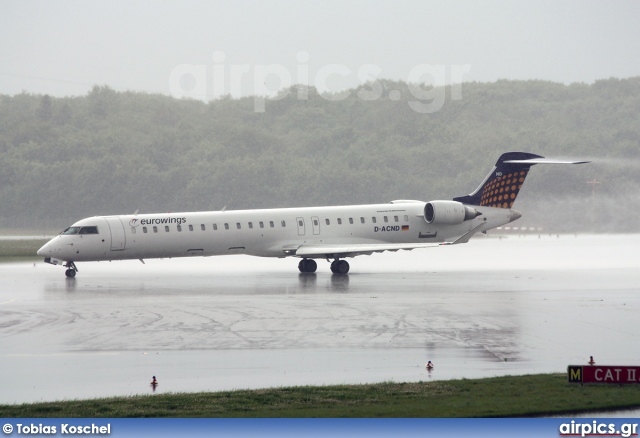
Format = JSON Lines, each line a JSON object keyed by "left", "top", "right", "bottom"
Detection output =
{"left": 1, "top": 0, "right": 639, "bottom": 99}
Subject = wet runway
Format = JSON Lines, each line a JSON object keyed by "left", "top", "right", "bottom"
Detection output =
{"left": 1, "top": 234, "right": 639, "bottom": 404}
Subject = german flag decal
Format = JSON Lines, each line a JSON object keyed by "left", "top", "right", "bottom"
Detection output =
{"left": 402, "top": 225, "right": 409, "bottom": 231}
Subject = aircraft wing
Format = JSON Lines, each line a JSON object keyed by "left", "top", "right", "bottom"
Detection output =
{"left": 288, "top": 243, "right": 441, "bottom": 258}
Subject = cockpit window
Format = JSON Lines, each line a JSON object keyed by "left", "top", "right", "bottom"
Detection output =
{"left": 61, "top": 226, "right": 98, "bottom": 235}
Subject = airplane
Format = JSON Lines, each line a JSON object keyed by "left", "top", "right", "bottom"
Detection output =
{"left": 37, "top": 152, "right": 588, "bottom": 277}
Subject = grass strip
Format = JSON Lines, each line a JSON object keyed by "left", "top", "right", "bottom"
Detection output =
{"left": 2, "top": 374, "right": 640, "bottom": 418}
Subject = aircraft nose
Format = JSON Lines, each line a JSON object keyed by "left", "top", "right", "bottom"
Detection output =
{"left": 509, "top": 209, "right": 522, "bottom": 223}
{"left": 37, "top": 241, "right": 52, "bottom": 256}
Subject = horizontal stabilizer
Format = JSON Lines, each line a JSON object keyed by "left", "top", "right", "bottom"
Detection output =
{"left": 504, "top": 158, "right": 590, "bottom": 165}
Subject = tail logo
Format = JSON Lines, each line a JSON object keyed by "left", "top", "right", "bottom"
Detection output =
{"left": 479, "top": 170, "right": 529, "bottom": 208}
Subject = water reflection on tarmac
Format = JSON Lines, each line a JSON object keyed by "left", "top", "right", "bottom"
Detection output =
{"left": 1, "top": 234, "right": 639, "bottom": 404}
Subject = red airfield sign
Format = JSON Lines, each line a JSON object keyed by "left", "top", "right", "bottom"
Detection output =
{"left": 568, "top": 365, "right": 640, "bottom": 384}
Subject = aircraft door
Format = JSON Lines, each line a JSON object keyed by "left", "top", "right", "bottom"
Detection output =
{"left": 296, "top": 217, "right": 306, "bottom": 236}
{"left": 104, "top": 217, "right": 126, "bottom": 251}
{"left": 311, "top": 216, "right": 320, "bottom": 235}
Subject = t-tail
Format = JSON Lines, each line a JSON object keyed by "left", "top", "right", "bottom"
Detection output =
{"left": 453, "top": 152, "right": 589, "bottom": 207}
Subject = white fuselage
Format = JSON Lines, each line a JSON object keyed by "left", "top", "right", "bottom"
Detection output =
{"left": 37, "top": 201, "right": 514, "bottom": 263}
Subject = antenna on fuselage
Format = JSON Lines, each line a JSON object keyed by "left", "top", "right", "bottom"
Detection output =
{"left": 221, "top": 205, "right": 227, "bottom": 212}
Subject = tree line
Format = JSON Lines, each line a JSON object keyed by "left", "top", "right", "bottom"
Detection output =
{"left": 1, "top": 77, "right": 638, "bottom": 232}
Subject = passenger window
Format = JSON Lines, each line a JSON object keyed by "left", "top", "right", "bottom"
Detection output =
{"left": 360, "top": 217, "right": 365, "bottom": 224}
{"left": 236, "top": 223, "right": 241, "bottom": 229}
{"left": 298, "top": 220, "right": 303, "bottom": 227}
{"left": 313, "top": 219, "right": 318, "bottom": 226}
{"left": 325, "top": 219, "right": 330, "bottom": 225}
{"left": 189, "top": 225, "right": 193, "bottom": 231}
{"left": 153, "top": 226, "right": 158, "bottom": 233}
{"left": 372, "top": 217, "right": 377, "bottom": 223}
{"left": 404, "top": 215, "right": 409, "bottom": 222}
{"left": 281, "top": 220, "right": 286, "bottom": 227}
{"left": 384, "top": 216, "right": 388, "bottom": 223}
{"left": 165, "top": 226, "right": 169, "bottom": 232}
{"left": 177, "top": 225, "right": 182, "bottom": 232}
{"left": 259, "top": 221, "right": 264, "bottom": 228}
{"left": 394, "top": 216, "right": 399, "bottom": 222}
{"left": 224, "top": 223, "right": 229, "bottom": 230}
{"left": 269, "top": 221, "right": 274, "bottom": 228}
{"left": 349, "top": 218, "right": 353, "bottom": 224}
{"left": 201, "top": 224, "right": 205, "bottom": 231}
{"left": 249, "top": 222, "right": 253, "bottom": 229}
{"left": 337, "top": 218, "right": 342, "bottom": 225}
{"left": 213, "top": 224, "right": 218, "bottom": 230}
{"left": 143, "top": 227, "right": 148, "bottom": 234}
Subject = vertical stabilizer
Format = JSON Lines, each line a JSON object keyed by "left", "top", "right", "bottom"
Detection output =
{"left": 453, "top": 152, "right": 543, "bottom": 208}
{"left": 453, "top": 152, "right": 589, "bottom": 207}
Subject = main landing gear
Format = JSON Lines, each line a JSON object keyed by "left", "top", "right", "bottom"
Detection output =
{"left": 298, "top": 258, "right": 350, "bottom": 274}
{"left": 330, "top": 259, "right": 350, "bottom": 274}
{"left": 298, "top": 258, "right": 317, "bottom": 273}
{"left": 64, "top": 261, "right": 78, "bottom": 278}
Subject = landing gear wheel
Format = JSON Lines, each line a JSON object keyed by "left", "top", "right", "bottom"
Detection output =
{"left": 330, "top": 260, "right": 349, "bottom": 274}
{"left": 298, "top": 259, "right": 317, "bottom": 273}
{"left": 64, "top": 261, "right": 78, "bottom": 278}
{"left": 305, "top": 259, "right": 317, "bottom": 273}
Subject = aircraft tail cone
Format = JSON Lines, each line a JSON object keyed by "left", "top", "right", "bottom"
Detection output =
{"left": 509, "top": 210, "right": 522, "bottom": 223}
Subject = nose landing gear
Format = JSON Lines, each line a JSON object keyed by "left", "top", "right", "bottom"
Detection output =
{"left": 64, "top": 261, "right": 78, "bottom": 278}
